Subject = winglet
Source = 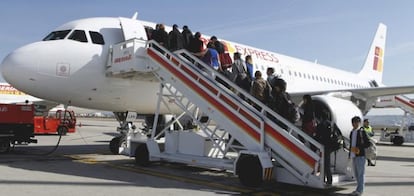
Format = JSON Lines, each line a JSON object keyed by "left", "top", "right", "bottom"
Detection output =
{"left": 358, "top": 23, "right": 387, "bottom": 85}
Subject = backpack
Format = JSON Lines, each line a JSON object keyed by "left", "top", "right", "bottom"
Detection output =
{"left": 316, "top": 121, "right": 343, "bottom": 151}
{"left": 359, "top": 129, "right": 377, "bottom": 159}
{"left": 284, "top": 92, "right": 298, "bottom": 123}
{"left": 329, "top": 123, "right": 344, "bottom": 151}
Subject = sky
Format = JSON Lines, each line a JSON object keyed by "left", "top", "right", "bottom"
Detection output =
{"left": 1, "top": 1, "right": 414, "bottom": 87}
{"left": 1, "top": 0, "right": 414, "bottom": 88}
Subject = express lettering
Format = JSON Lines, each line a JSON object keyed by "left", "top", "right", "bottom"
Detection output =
{"left": 234, "top": 45, "right": 279, "bottom": 63}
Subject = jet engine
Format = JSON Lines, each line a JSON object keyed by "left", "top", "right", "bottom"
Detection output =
{"left": 312, "top": 95, "right": 363, "bottom": 139}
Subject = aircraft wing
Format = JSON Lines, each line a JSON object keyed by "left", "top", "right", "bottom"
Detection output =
{"left": 290, "top": 85, "right": 414, "bottom": 101}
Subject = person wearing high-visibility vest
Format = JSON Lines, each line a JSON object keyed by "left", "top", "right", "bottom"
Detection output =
{"left": 363, "top": 119, "right": 376, "bottom": 166}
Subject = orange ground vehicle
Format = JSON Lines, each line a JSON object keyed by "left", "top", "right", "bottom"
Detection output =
{"left": 34, "top": 110, "right": 76, "bottom": 135}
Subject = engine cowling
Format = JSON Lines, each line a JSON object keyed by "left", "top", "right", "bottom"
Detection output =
{"left": 312, "top": 95, "right": 363, "bottom": 139}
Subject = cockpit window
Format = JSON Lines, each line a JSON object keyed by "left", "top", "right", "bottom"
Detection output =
{"left": 68, "top": 30, "right": 88, "bottom": 43}
{"left": 89, "top": 31, "right": 105, "bottom": 45}
{"left": 43, "top": 30, "right": 71, "bottom": 41}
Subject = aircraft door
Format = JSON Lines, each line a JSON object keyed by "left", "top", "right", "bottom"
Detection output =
{"left": 119, "top": 17, "right": 147, "bottom": 41}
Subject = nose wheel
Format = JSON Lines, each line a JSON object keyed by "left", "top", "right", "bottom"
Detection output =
{"left": 109, "top": 136, "right": 123, "bottom": 154}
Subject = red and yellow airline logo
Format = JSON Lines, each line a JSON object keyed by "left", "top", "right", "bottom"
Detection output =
{"left": 373, "top": 46, "right": 383, "bottom": 72}
{"left": 0, "top": 84, "right": 26, "bottom": 95}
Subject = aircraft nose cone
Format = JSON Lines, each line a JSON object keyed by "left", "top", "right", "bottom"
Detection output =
{"left": 1, "top": 46, "right": 37, "bottom": 90}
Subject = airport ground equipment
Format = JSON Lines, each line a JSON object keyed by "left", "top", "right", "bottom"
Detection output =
{"left": 0, "top": 103, "right": 37, "bottom": 153}
{"left": 105, "top": 39, "right": 355, "bottom": 188}
{"left": 34, "top": 110, "right": 76, "bottom": 135}
{"left": 375, "top": 95, "right": 414, "bottom": 145}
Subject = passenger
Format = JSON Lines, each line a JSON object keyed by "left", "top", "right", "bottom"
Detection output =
{"left": 314, "top": 111, "right": 333, "bottom": 185}
{"left": 181, "top": 25, "right": 193, "bottom": 50}
{"left": 363, "top": 119, "right": 376, "bottom": 166}
{"left": 201, "top": 47, "right": 220, "bottom": 70}
{"left": 266, "top": 67, "right": 276, "bottom": 85}
{"left": 251, "top": 71, "right": 271, "bottom": 110}
{"left": 301, "top": 94, "right": 316, "bottom": 137}
{"left": 168, "top": 24, "right": 184, "bottom": 51}
{"left": 245, "top": 55, "right": 254, "bottom": 80}
{"left": 349, "top": 116, "right": 371, "bottom": 196}
{"left": 269, "top": 78, "right": 297, "bottom": 123}
{"left": 188, "top": 32, "right": 204, "bottom": 55}
{"left": 150, "top": 24, "right": 160, "bottom": 40}
{"left": 244, "top": 55, "right": 254, "bottom": 80}
{"left": 209, "top": 36, "right": 232, "bottom": 70}
{"left": 232, "top": 52, "right": 251, "bottom": 99}
{"left": 207, "top": 36, "right": 224, "bottom": 54}
{"left": 152, "top": 24, "right": 169, "bottom": 49}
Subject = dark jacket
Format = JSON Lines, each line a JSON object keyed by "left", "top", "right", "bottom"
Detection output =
{"left": 349, "top": 127, "right": 371, "bottom": 157}
{"left": 169, "top": 28, "right": 184, "bottom": 51}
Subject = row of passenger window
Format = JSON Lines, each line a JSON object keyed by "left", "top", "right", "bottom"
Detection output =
{"left": 284, "top": 68, "right": 366, "bottom": 88}
{"left": 43, "top": 29, "right": 105, "bottom": 45}
{"left": 256, "top": 63, "right": 367, "bottom": 89}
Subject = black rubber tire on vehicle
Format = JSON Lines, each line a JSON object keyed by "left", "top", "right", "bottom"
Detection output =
{"left": 57, "top": 126, "right": 68, "bottom": 136}
{"left": 236, "top": 154, "right": 263, "bottom": 187}
{"left": 392, "top": 136, "right": 404, "bottom": 146}
{"left": 135, "top": 144, "right": 150, "bottom": 166}
{"left": 109, "top": 136, "right": 121, "bottom": 155}
{"left": 0, "top": 139, "right": 11, "bottom": 154}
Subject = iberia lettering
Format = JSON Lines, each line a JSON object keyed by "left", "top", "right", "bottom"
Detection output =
{"left": 0, "top": 85, "right": 25, "bottom": 95}
{"left": 234, "top": 45, "right": 279, "bottom": 63}
{"left": 114, "top": 54, "right": 132, "bottom": 64}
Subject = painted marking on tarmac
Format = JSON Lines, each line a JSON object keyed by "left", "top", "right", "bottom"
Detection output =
{"left": 66, "top": 154, "right": 280, "bottom": 195}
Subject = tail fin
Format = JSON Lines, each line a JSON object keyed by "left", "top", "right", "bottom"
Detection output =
{"left": 358, "top": 23, "right": 387, "bottom": 85}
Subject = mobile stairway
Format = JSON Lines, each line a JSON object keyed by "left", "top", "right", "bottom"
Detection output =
{"left": 106, "top": 39, "right": 355, "bottom": 188}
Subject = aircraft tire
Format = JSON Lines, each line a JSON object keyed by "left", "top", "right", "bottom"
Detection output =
{"left": 236, "top": 154, "right": 263, "bottom": 187}
{"left": 392, "top": 136, "right": 404, "bottom": 146}
{"left": 0, "top": 139, "right": 10, "bottom": 154}
{"left": 109, "top": 136, "right": 121, "bottom": 154}
{"left": 135, "top": 144, "right": 150, "bottom": 166}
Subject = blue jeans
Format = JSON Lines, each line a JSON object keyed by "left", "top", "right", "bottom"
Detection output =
{"left": 353, "top": 156, "right": 366, "bottom": 193}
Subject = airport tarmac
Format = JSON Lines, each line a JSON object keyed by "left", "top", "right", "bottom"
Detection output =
{"left": 1, "top": 118, "right": 413, "bottom": 196}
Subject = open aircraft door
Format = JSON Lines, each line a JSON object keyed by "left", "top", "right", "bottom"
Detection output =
{"left": 119, "top": 17, "right": 147, "bottom": 41}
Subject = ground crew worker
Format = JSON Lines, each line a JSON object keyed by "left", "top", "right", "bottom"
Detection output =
{"left": 363, "top": 119, "right": 375, "bottom": 166}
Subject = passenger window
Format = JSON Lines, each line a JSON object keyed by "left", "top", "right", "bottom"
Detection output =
{"left": 89, "top": 31, "right": 105, "bottom": 45}
{"left": 43, "top": 30, "right": 71, "bottom": 41}
{"left": 68, "top": 30, "right": 88, "bottom": 43}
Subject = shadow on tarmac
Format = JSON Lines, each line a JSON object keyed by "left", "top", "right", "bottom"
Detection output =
{"left": 1, "top": 144, "right": 354, "bottom": 196}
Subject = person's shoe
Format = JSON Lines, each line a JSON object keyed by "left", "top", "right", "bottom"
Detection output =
{"left": 351, "top": 190, "right": 361, "bottom": 196}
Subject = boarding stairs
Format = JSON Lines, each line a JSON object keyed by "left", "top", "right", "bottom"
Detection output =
{"left": 374, "top": 95, "right": 414, "bottom": 143}
{"left": 375, "top": 95, "right": 414, "bottom": 114}
{"left": 106, "top": 39, "right": 353, "bottom": 188}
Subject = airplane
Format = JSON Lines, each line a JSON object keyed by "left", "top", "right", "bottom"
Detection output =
{"left": 2, "top": 13, "right": 414, "bottom": 153}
